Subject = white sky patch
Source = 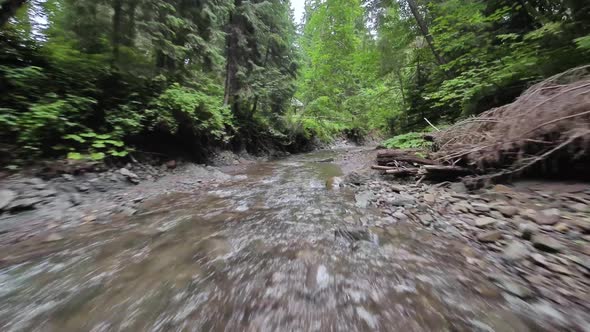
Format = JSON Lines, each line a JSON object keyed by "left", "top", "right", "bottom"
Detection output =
{"left": 291, "top": 0, "right": 306, "bottom": 24}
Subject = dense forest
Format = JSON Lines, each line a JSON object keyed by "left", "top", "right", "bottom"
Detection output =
{"left": 1, "top": 0, "right": 589, "bottom": 163}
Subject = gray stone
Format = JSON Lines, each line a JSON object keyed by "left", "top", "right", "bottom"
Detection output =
{"left": 471, "top": 202, "right": 491, "bottom": 214}
{"left": 531, "top": 235, "right": 564, "bottom": 253}
{"left": 62, "top": 174, "right": 75, "bottom": 181}
{"left": 0, "top": 189, "right": 17, "bottom": 210}
{"left": 120, "top": 168, "right": 140, "bottom": 184}
{"left": 518, "top": 222, "right": 537, "bottom": 240}
{"left": 38, "top": 189, "right": 57, "bottom": 197}
{"left": 418, "top": 214, "right": 434, "bottom": 226}
{"left": 545, "top": 262, "right": 574, "bottom": 275}
{"left": 531, "top": 301, "right": 567, "bottom": 325}
{"left": 387, "top": 194, "right": 415, "bottom": 207}
{"left": 503, "top": 241, "right": 529, "bottom": 261}
{"left": 567, "top": 255, "right": 590, "bottom": 271}
{"left": 497, "top": 279, "right": 534, "bottom": 299}
{"left": 474, "top": 216, "right": 496, "bottom": 228}
{"left": 450, "top": 182, "right": 468, "bottom": 194}
{"left": 43, "top": 233, "right": 64, "bottom": 243}
{"left": 69, "top": 193, "right": 82, "bottom": 206}
{"left": 355, "top": 191, "right": 374, "bottom": 209}
{"left": 570, "top": 202, "right": 588, "bottom": 213}
{"left": 477, "top": 230, "right": 502, "bottom": 243}
{"left": 569, "top": 219, "right": 590, "bottom": 233}
{"left": 76, "top": 183, "right": 90, "bottom": 192}
{"left": 530, "top": 253, "right": 548, "bottom": 266}
{"left": 530, "top": 209, "right": 560, "bottom": 225}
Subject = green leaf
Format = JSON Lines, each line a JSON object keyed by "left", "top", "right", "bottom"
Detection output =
{"left": 90, "top": 152, "right": 105, "bottom": 160}
{"left": 67, "top": 152, "right": 84, "bottom": 160}
{"left": 64, "top": 134, "right": 86, "bottom": 143}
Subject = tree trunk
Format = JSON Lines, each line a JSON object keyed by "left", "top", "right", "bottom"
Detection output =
{"left": 223, "top": 1, "right": 241, "bottom": 108}
{"left": 0, "top": 0, "right": 27, "bottom": 28}
{"left": 405, "top": 0, "right": 447, "bottom": 66}
{"left": 112, "top": 0, "right": 123, "bottom": 64}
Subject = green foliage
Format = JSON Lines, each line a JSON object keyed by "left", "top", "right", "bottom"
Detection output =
{"left": 382, "top": 132, "right": 432, "bottom": 149}
{"left": 62, "top": 131, "right": 129, "bottom": 160}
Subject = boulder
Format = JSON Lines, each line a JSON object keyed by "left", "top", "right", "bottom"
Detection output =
{"left": 495, "top": 205, "right": 518, "bottom": 217}
{"left": 474, "top": 216, "right": 496, "bottom": 228}
{"left": 165, "top": 160, "right": 177, "bottom": 169}
{"left": 7, "top": 197, "right": 44, "bottom": 211}
{"left": 120, "top": 168, "right": 140, "bottom": 184}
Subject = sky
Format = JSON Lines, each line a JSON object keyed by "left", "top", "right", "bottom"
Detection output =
{"left": 291, "top": 0, "right": 306, "bottom": 24}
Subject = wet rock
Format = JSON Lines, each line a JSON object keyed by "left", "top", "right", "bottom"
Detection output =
{"left": 355, "top": 191, "right": 374, "bottom": 208}
{"left": 531, "top": 235, "right": 564, "bottom": 253}
{"left": 0, "top": 189, "right": 17, "bottom": 210}
{"left": 528, "top": 209, "right": 560, "bottom": 225}
{"left": 82, "top": 215, "right": 97, "bottom": 223}
{"left": 37, "top": 189, "right": 57, "bottom": 197}
{"left": 477, "top": 230, "right": 502, "bottom": 243}
{"left": 306, "top": 263, "right": 330, "bottom": 290}
{"left": 567, "top": 255, "right": 590, "bottom": 272}
{"left": 387, "top": 194, "right": 415, "bottom": 207}
{"left": 496, "top": 205, "right": 518, "bottom": 217}
{"left": 474, "top": 216, "right": 496, "bottom": 228}
{"left": 199, "top": 237, "right": 230, "bottom": 259}
{"left": 423, "top": 193, "right": 435, "bottom": 203}
{"left": 120, "top": 168, "right": 140, "bottom": 184}
{"left": 503, "top": 241, "right": 529, "bottom": 261}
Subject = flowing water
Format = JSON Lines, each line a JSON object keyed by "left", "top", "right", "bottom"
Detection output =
{"left": 0, "top": 150, "right": 544, "bottom": 331}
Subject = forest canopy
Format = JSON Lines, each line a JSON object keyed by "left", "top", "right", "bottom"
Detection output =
{"left": 0, "top": 0, "right": 589, "bottom": 163}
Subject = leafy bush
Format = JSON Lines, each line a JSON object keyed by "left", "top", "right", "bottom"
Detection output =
{"left": 382, "top": 132, "right": 432, "bottom": 149}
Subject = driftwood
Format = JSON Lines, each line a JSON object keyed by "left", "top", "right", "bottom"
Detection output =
{"left": 376, "top": 149, "right": 438, "bottom": 166}
{"left": 371, "top": 165, "right": 397, "bottom": 171}
{"left": 385, "top": 168, "right": 420, "bottom": 176}
{"left": 420, "top": 165, "right": 472, "bottom": 180}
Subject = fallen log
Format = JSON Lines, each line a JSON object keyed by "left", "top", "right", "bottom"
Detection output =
{"left": 376, "top": 149, "right": 438, "bottom": 166}
{"left": 371, "top": 165, "right": 397, "bottom": 171}
{"left": 385, "top": 168, "right": 420, "bottom": 176}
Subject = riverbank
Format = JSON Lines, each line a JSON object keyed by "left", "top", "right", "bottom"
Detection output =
{"left": 336, "top": 148, "right": 590, "bottom": 330}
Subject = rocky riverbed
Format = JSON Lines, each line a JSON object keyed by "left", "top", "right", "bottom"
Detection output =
{"left": 0, "top": 147, "right": 588, "bottom": 331}
{"left": 338, "top": 149, "right": 590, "bottom": 330}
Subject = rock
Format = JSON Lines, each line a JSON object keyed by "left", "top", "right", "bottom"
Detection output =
{"left": 553, "top": 222, "right": 569, "bottom": 233}
{"left": 33, "top": 183, "right": 47, "bottom": 190}
{"left": 118, "top": 207, "right": 137, "bottom": 217}
{"left": 26, "top": 177, "right": 44, "bottom": 186}
{"left": 120, "top": 168, "right": 140, "bottom": 184}
{"left": 492, "top": 184, "right": 513, "bottom": 193}
{"left": 355, "top": 191, "right": 374, "bottom": 209}
{"left": 165, "top": 160, "right": 177, "bottom": 169}
{"left": 503, "top": 241, "right": 529, "bottom": 261}
{"left": 76, "top": 183, "right": 90, "bottom": 192}
{"left": 529, "top": 209, "right": 560, "bottom": 225}
{"left": 567, "top": 255, "right": 590, "bottom": 272}
{"left": 531, "top": 301, "right": 567, "bottom": 325}
{"left": 569, "top": 219, "right": 590, "bottom": 233}
{"left": 497, "top": 279, "right": 534, "bottom": 299}
{"left": 531, "top": 235, "right": 564, "bottom": 253}
{"left": 477, "top": 230, "right": 502, "bottom": 243}
{"left": 418, "top": 214, "right": 434, "bottom": 226}
{"left": 37, "top": 189, "right": 57, "bottom": 197}
{"left": 69, "top": 193, "right": 82, "bottom": 206}
{"left": 7, "top": 197, "right": 43, "bottom": 211}
{"left": 471, "top": 202, "right": 491, "bottom": 214}
{"left": 199, "top": 237, "right": 231, "bottom": 259}
{"left": 545, "top": 262, "right": 573, "bottom": 275}
{"left": 474, "top": 216, "right": 496, "bottom": 228}
{"left": 391, "top": 211, "right": 408, "bottom": 221}
{"left": 43, "top": 233, "right": 64, "bottom": 243}
{"left": 450, "top": 182, "right": 468, "bottom": 194}
{"left": 423, "top": 193, "right": 435, "bottom": 203}
{"left": 518, "top": 222, "right": 537, "bottom": 240}
{"left": 387, "top": 194, "right": 415, "bottom": 207}
{"left": 569, "top": 202, "right": 588, "bottom": 213}
{"left": 0, "top": 189, "right": 17, "bottom": 210}
{"left": 495, "top": 205, "right": 518, "bottom": 217}
{"left": 530, "top": 253, "right": 548, "bottom": 266}
{"left": 334, "top": 228, "right": 372, "bottom": 242}
{"left": 62, "top": 174, "right": 75, "bottom": 181}
{"left": 82, "top": 215, "right": 97, "bottom": 223}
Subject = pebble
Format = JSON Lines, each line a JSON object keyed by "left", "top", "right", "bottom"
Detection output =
{"left": 518, "top": 222, "right": 537, "bottom": 240}
{"left": 43, "top": 233, "right": 64, "bottom": 243}
{"left": 495, "top": 205, "right": 518, "bottom": 217}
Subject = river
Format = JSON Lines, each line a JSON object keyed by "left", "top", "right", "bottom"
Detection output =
{"left": 0, "top": 149, "right": 547, "bottom": 331}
